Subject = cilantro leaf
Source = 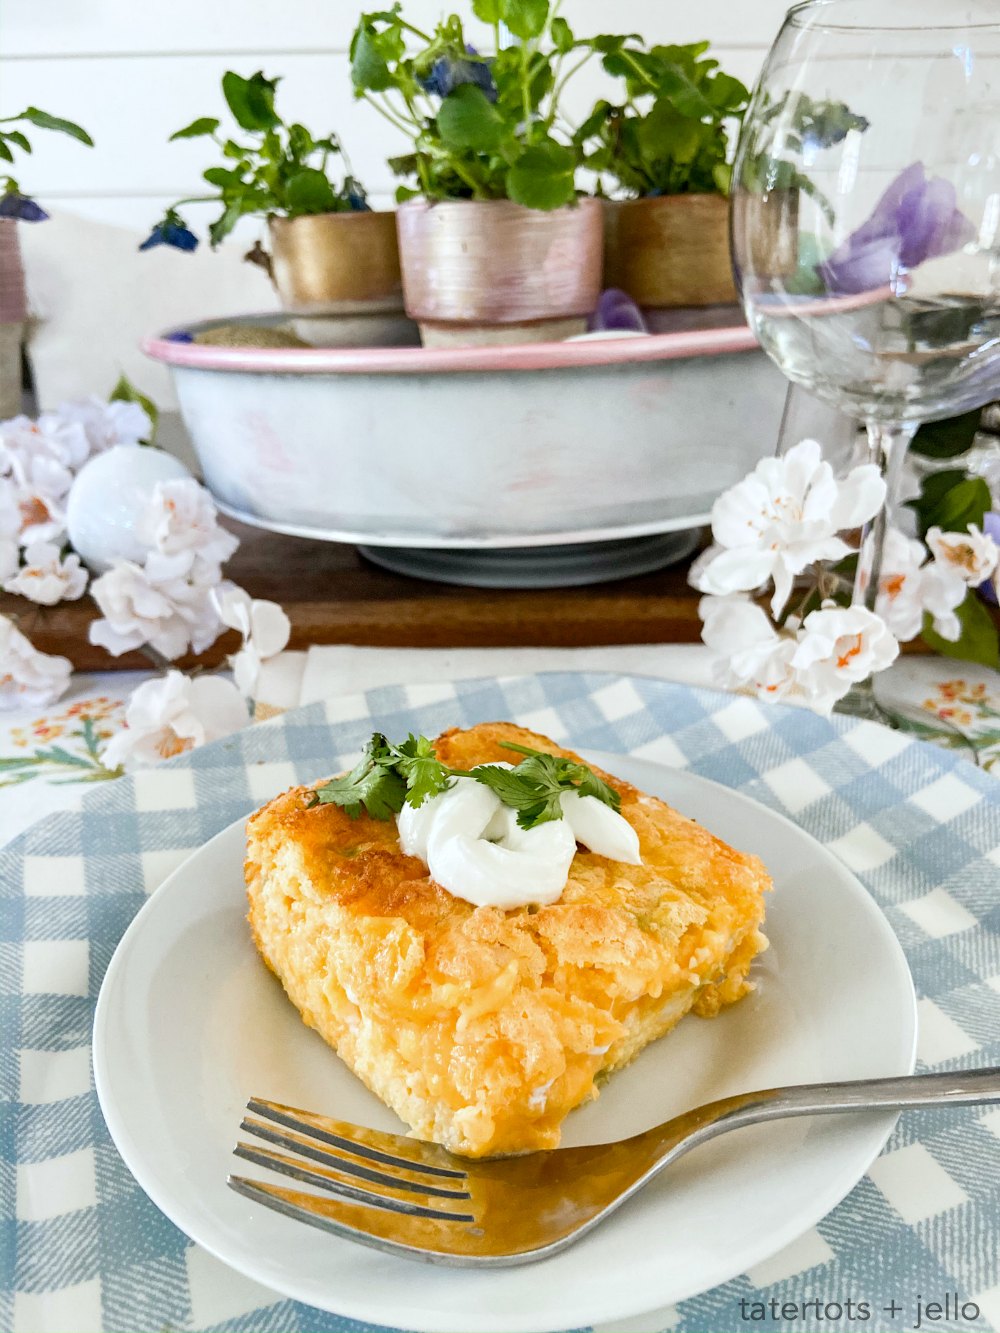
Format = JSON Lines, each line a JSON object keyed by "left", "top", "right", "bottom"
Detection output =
{"left": 311, "top": 733, "right": 407, "bottom": 820}
{"left": 390, "top": 733, "right": 457, "bottom": 808}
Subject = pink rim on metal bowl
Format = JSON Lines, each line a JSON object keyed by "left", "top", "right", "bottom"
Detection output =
{"left": 142, "top": 320, "right": 760, "bottom": 376}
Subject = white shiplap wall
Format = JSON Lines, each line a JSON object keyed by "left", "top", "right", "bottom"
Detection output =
{"left": 0, "top": 0, "right": 790, "bottom": 405}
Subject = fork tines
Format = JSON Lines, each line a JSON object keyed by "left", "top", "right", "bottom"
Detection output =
{"left": 229, "top": 1096, "right": 475, "bottom": 1226}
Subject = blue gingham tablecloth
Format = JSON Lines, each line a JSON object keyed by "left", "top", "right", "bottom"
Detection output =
{"left": 2, "top": 672, "right": 1000, "bottom": 1333}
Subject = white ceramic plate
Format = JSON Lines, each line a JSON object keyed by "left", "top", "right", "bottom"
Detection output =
{"left": 93, "top": 754, "right": 917, "bottom": 1333}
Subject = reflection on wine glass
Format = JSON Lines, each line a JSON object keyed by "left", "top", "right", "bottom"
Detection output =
{"left": 731, "top": 0, "right": 1000, "bottom": 718}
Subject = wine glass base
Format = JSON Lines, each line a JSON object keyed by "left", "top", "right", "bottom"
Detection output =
{"left": 834, "top": 679, "right": 896, "bottom": 725}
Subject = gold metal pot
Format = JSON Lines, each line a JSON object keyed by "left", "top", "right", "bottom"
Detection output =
{"left": 266, "top": 211, "right": 403, "bottom": 314}
{"left": 395, "top": 198, "right": 604, "bottom": 346}
{"left": 603, "top": 194, "right": 738, "bottom": 312}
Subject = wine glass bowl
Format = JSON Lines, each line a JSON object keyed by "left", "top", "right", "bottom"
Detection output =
{"left": 731, "top": 0, "right": 1000, "bottom": 428}
{"left": 729, "top": 0, "right": 1000, "bottom": 718}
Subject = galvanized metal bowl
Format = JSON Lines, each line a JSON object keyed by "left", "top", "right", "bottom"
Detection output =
{"left": 143, "top": 313, "right": 786, "bottom": 584}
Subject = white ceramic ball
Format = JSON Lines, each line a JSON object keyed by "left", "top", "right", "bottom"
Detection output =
{"left": 66, "top": 445, "right": 192, "bottom": 572}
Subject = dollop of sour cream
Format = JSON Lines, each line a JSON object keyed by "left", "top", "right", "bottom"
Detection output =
{"left": 397, "top": 765, "right": 641, "bottom": 909}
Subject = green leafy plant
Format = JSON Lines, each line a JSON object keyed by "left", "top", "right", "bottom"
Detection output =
{"left": 0, "top": 107, "right": 93, "bottom": 221}
{"left": 575, "top": 41, "right": 749, "bottom": 197}
{"left": 141, "top": 71, "right": 370, "bottom": 252}
{"left": 350, "top": 2, "right": 604, "bottom": 210}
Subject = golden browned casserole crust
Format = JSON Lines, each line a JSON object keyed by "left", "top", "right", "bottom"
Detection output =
{"left": 245, "top": 722, "right": 771, "bottom": 1157}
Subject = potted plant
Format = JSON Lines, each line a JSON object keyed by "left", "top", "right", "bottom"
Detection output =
{"left": 350, "top": 3, "right": 604, "bottom": 346}
{"left": 576, "top": 41, "right": 750, "bottom": 319}
{"left": 0, "top": 107, "right": 93, "bottom": 415}
{"left": 142, "top": 72, "right": 404, "bottom": 340}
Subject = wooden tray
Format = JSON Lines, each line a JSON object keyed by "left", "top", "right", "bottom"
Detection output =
{"left": 4, "top": 521, "right": 715, "bottom": 671}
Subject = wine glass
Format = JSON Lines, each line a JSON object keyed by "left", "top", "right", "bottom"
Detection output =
{"left": 730, "top": 0, "right": 1000, "bottom": 718}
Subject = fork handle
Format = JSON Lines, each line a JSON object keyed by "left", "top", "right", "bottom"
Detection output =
{"left": 730, "top": 1065, "right": 1000, "bottom": 1119}
{"left": 636, "top": 1066, "right": 1000, "bottom": 1169}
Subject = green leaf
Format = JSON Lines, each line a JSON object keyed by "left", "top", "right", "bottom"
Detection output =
{"left": 350, "top": 23, "right": 393, "bottom": 93}
{"left": 4, "top": 130, "right": 31, "bottom": 153}
{"left": 436, "top": 83, "right": 506, "bottom": 152}
{"left": 909, "top": 470, "right": 992, "bottom": 537}
{"left": 221, "top": 71, "right": 280, "bottom": 132}
{"left": 472, "top": 0, "right": 503, "bottom": 22}
{"left": 921, "top": 597, "right": 1000, "bottom": 668}
{"left": 311, "top": 734, "right": 408, "bottom": 820}
{"left": 550, "top": 16, "right": 574, "bottom": 52}
{"left": 109, "top": 374, "right": 158, "bottom": 445}
{"left": 208, "top": 198, "right": 247, "bottom": 246}
{"left": 501, "top": 0, "right": 549, "bottom": 40}
{"left": 705, "top": 71, "right": 749, "bottom": 113}
{"left": 573, "top": 100, "right": 612, "bottom": 145}
{"left": 284, "top": 168, "right": 337, "bottom": 214}
{"left": 506, "top": 142, "right": 576, "bottom": 209}
{"left": 391, "top": 734, "right": 456, "bottom": 808}
{"left": 648, "top": 62, "right": 714, "bottom": 119}
{"left": 169, "top": 116, "right": 221, "bottom": 141}
{"left": 18, "top": 106, "right": 93, "bottom": 145}
{"left": 911, "top": 408, "right": 983, "bottom": 460}
{"left": 202, "top": 165, "right": 242, "bottom": 188}
{"left": 0, "top": 141, "right": 13, "bottom": 164}
{"left": 638, "top": 98, "right": 705, "bottom": 166}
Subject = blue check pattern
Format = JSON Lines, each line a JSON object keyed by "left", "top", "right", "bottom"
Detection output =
{"left": 2, "top": 672, "right": 999, "bottom": 1333}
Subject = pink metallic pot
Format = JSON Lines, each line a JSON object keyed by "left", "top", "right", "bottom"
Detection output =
{"left": 395, "top": 197, "right": 604, "bottom": 346}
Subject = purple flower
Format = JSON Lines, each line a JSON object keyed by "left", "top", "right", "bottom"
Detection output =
{"left": 820, "top": 162, "right": 975, "bottom": 296}
{"left": 140, "top": 211, "right": 199, "bottom": 253}
{"left": 0, "top": 192, "right": 49, "bottom": 222}
{"left": 979, "top": 512, "right": 1000, "bottom": 605}
{"left": 588, "top": 288, "right": 649, "bottom": 334}
{"left": 420, "top": 46, "right": 497, "bottom": 103}
{"left": 345, "top": 179, "right": 371, "bottom": 212}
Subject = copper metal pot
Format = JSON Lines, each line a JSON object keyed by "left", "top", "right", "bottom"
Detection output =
{"left": 266, "top": 211, "right": 403, "bottom": 314}
{"left": 603, "top": 195, "right": 738, "bottom": 314}
{"left": 395, "top": 197, "right": 604, "bottom": 346}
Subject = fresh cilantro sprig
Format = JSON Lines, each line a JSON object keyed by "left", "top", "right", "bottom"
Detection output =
{"left": 310, "top": 733, "right": 408, "bottom": 820}
{"left": 390, "top": 734, "right": 459, "bottom": 807}
{"left": 473, "top": 741, "right": 621, "bottom": 829}
{"left": 309, "top": 733, "right": 620, "bottom": 829}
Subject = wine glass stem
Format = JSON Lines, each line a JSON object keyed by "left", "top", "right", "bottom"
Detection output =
{"left": 853, "top": 420, "right": 917, "bottom": 615}
{"left": 838, "top": 420, "right": 917, "bottom": 722}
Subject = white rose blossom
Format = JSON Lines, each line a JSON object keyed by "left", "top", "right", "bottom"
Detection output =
{"left": 691, "top": 439, "right": 886, "bottom": 617}
{"left": 212, "top": 585, "right": 291, "bottom": 699}
{"left": 89, "top": 556, "right": 224, "bottom": 659}
{"left": 58, "top": 395, "right": 151, "bottom": 454}
{"left": 699, "top": 595, "right": 899, "bottom": 715}
{"left": 4, "top": 541, "right": 88, "bottom": 606}
{"left": 137, "top": 478, "right": 239, "bottom": 576}
{"left": 925, "top": 524, "right": 999, "bottom": 587}
{"left": 102, "top": 670, "right": 248, "bottom": 768}
{"left": 875, "top": 527, "right": 967, "bottom": 643}
{"left": 0, "top": 614, "right": 72, "bottom": 710}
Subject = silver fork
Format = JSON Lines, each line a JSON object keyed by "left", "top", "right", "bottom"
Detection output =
{"left": 228, "top": 1067, "right": 1000, "bottom": 1267}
